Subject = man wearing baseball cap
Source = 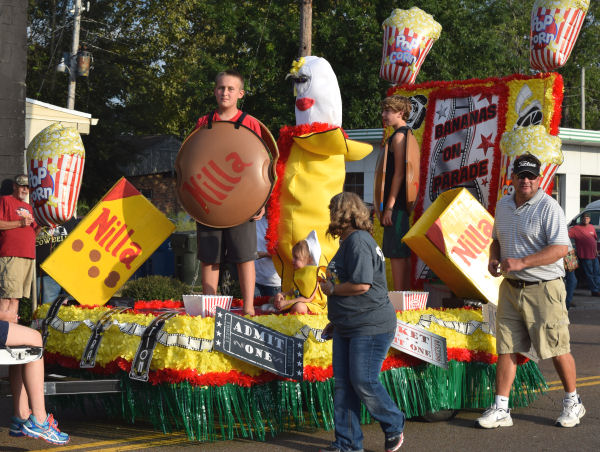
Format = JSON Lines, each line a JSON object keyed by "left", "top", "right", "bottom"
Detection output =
{"left": 477, "top": 153, "right": 585, "bottom": 429}
{"left": 0, "top": 174, "right": 39, "bottom": 316}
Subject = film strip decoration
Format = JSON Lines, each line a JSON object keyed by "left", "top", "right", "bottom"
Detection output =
{"left": 129, "top": 311, "right": 178, "bottom": 382}
{"left": 41, "top": 296, "right": 69, "bottom": 347}
{"left": 80, "top": 307, "right": 129, "bottom": 368}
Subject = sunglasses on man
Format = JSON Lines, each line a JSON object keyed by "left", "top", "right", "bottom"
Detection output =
{"left": 517, "top": 172, "right": 539, "bottom": 180}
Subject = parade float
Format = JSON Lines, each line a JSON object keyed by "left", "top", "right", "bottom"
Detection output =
{"left": 27, "top": 0, "right": 590, "bottom": 444}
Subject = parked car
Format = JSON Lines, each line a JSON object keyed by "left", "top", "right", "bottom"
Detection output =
{"left": 567, "top": 200, "right": 600, "bottom": 253}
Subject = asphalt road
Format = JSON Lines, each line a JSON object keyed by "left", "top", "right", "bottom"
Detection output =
{"left": 1, "top": 290, "right": 599, "bottom": 451}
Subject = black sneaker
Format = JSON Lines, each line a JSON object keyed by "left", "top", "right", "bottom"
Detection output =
{"left": 385, "top": 432, "right": 404, "bottom": 451}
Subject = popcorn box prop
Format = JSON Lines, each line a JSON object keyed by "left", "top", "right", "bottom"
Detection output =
{"left": 26, "top": 123, "right": 85, "bottom": 227}
{"left": 183, "top": 294, "right": 233, "bottom": 317}
{"left": 497, "top": 125, "right": 563, "bottom": 200}
{"left": 41, "top": 178, "right": 175, "bottom": 306}
{"left": 380, "top": 7, "right": 441, "bottom": 85}
{"left": 530, "top": 0, "right": 589, "bottom": 72}
{"left": 389, "top": 291, "right": 429, "bottom": 311}
{"left": 402, "top": 188, "right": 502, "bottom": 305}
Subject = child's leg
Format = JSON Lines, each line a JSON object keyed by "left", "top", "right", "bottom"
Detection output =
{"left": 6, "top": 323, "right": 46, "bottom": 421}
{"left": 390, "top": 257, "right": 410, "bottom": 291}
{"left": 201, "top": 263, "right": 220, "bottom": 295}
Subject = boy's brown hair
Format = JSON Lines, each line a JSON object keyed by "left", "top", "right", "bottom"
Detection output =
{"left": 215, "top": 69, "right": 245, "bottom": 89}
{"left": 381, "top": 95, "right": 412, "bottom": 120}
{"left": 292, "top": 239, "right": 312, "bottom": 264}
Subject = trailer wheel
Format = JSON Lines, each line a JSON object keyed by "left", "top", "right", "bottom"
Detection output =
{"left": 422, "top": 409, "right": 459, "bottom": 422}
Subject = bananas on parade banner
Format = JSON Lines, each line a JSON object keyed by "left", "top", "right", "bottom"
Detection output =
{"left": 388, "top": 73, "right": 563, "bottom": 220}
{"left": 41, "top": 178, "right": 175, "bottom": 306}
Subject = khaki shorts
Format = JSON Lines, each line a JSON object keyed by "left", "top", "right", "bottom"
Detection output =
{"left": 0, "top": 256, "right": 35, "bottom": 299}
{"left": 496, "top": 278, "right": 570, "bottom": 360}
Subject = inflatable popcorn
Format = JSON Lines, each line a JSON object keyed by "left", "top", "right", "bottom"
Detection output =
{"left": 497, "top": 125, "right": 563, "bottom": 199}
{"left": 26, "top": 123, "right": 85, "bottom": 227}
{"left": 380, "top": 7, "right": 442, "bottom": 85}
{"left": 530, "top": 0, "right": 589, "bottom": 72}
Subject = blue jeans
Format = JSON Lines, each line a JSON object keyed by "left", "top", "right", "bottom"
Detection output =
{"left": 564, "top": 270, "right": 577, "bottom": 309}
{"left": 579, "top": 258, "right": 600, "bottom": 293}
{"left": 37, "top": 275, "right": 64, "bottom": 304}
{"left": 331, "top": 331, "right": 405, "bottom": 452}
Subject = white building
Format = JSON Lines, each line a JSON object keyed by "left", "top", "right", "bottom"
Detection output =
{"left": 345, "top": 127, "right": 600, "bottom": 223}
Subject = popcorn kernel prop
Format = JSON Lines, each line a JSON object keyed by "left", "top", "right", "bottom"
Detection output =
{"left": 530, "top": 0, "right": 589, "bottom": 72}
{"left": 380, "top": 7, "right": 442, "bottom": 85}
{"left": 26, "top": 123, "right": 85, "bottom": 227}
{"left": 498, "top": 125, "right": 563, "bottom": 199}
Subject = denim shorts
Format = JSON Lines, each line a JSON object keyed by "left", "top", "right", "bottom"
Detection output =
{"left": 0, "top": 320, "right": 9, "bottom": 347}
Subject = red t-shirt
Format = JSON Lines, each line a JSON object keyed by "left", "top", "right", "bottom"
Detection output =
{"left": 0, "top": 195, "right": 37, "bottom": 259}
{"left": 195, "top": 110, "right": 262, "bottom": 136}
{"left": 568, "top": 224, "right": 598, "bottom": 259}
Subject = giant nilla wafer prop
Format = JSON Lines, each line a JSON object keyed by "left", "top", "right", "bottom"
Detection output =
{"left": 380, "top": 7, "right": 441, "bottom": 85}
{"left": 498, "top": 125, "right": 563, "bottom": 199}
{"left": 26, "top": 123, "right": 85, "bottom": 227}
{"left": 175, "top": 120, "right": 277, "bottom": 228}
{"left": 530, "top": 0, "right": 589, "bottom": 72}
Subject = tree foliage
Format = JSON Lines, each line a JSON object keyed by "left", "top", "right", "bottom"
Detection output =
{"left": 26, "top": 0, "right": 600, "bottom": 204}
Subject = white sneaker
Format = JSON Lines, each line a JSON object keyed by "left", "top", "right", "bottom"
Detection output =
{"left": 556, "top": 397, "right": 586, "bottom": 427}
{"left": 476, "top": 404, "right": 513, "bottom": 428}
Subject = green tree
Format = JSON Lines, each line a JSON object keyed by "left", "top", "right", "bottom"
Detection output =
{"left": 26, "top": 1, "right": 600, "bottom": 204}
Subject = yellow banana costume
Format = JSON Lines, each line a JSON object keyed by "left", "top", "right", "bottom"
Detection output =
{"left": 267, "top": 125, "right": 372, "bottom": 306}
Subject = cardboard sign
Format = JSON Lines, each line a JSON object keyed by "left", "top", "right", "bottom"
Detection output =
{"left": 403, "top": 187, "right": 502, "bottom": 305}
{"left": 41, "top": 178, "right": 175, "bottom": 306}
{"left": 391, "top": 320, "right": 447, "bottom": 369}
{"left": 213, "top": 307, "right": 304, "bottom": 380}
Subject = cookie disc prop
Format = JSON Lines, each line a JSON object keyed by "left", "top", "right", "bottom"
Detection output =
{"left": 175, "top": 120, "right": 277, "bottom": 228}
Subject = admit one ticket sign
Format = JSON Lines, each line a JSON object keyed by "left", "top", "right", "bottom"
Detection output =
{"left": 42, "top": 178, "right": 175, "bottom": 306}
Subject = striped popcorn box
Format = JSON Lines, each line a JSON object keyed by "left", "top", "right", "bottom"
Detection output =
{"left": 388, "top": 291, "right": 429, "bottom": 311}
{"left": 380, "top": 7, "right": 441, "bottom": 85}
{"left": 183, "top": 294, "right": 233, "bottom": 317}
{"left": 529, "top": 1, "right": 589, "bottom": 72}
{"left": 26, "top": 123, "right": 85, "bottom": 227}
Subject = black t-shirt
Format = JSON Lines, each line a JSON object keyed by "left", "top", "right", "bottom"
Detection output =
{"left": 383, "top": 126, "right": 409, "bottom": 211}
{"left": 327, "top": 230, "right": 396, "bottom": 336}
{"left": 36, "top": 217, "right": 79, "bottom": 274}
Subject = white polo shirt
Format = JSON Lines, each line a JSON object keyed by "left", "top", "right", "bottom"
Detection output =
{"left": 493, "top": 188, "right": 569, "bottom": 281}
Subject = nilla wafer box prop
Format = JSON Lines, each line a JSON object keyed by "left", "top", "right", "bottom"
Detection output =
{"left": 402, "top": 188, "right": 502, "bottom": 305}
{"left": 388, "top": 291, "right": 429, "bottom": 311}
{"left": 41, "top": 178, "right": 175, "bottom": 306}
{"left": 183, "top": 295, "right": 233, "bottom": 317}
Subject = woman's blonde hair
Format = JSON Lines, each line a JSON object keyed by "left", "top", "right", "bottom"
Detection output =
{"left": 326, "top": 192, "right": 373, "bottom": 238}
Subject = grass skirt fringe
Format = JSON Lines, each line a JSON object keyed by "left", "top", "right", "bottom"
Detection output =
{"left": 48, "top": 359, "right": 546, "bottom": 442}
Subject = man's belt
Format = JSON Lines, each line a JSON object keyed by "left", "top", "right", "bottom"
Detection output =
{"left": 505, "top": 278, "right": 560, "bottom": 288}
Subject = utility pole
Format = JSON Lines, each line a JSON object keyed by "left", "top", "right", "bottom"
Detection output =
{"left": 67, "top": 0, "right": 82, "bottom": 110}
{"left": 299, "top": 0, "right": 312, "bottom": 57}
{"left": 581, "top": 66, "right": 585, "bottom": 130}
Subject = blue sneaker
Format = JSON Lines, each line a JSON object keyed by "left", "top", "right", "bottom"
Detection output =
{"left": 9, "top": 415, "right": 28, "bottom": 437}
{"left": 22, "top": 414, "right": 70, "bottom": 445}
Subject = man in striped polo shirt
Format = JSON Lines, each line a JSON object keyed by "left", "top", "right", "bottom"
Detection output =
{"left": 476, "top": 153, "right": 585, "bottom": 429}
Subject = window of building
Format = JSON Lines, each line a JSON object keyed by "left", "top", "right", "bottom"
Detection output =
{"left": 551, "top": 174, "right": 564, "bottom": 207}
{"left": 343, "top": 172, "right": 364, "bottom": 199}
{"left": 579, "top": 175, "right": 600, "bottom": 207}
